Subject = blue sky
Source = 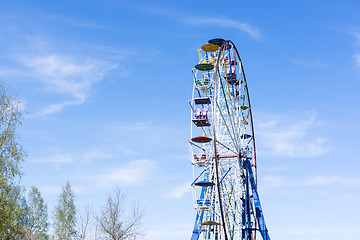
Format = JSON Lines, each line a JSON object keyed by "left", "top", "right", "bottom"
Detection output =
{"left": 1, "top": 0, "right": 360, "bottom": 239}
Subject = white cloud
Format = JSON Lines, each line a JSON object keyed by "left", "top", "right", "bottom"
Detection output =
{"left": 291, "top": 58, "right": 325, "bottom": 68}
{"left": 353, "top": 54, "right": 360, "bottom": 68}
{"left": 275, "top": 228, "right": 360, "bottom": 235}
{"left": 95, "top": 159, "right": 156, "bottom": 188}
{"left": 34, "top": 99, "right": 85, "bottom": 116}
{"left": 138, "top": 5, "right": 260, "bottom": 39}
{"left": 18, "top": 54, "right": 117, "bottom": 116}
{"left": 47, "top": 14, "right": 107, "bottom": 29}
{"left": 145, "top": 223, "right": 191, "bottom": 240}
{"left": 83, "top": 149, "right": 113, "bottom": 163}
{"left": 106, "top": 121, "right": 186, "bottom": 148}
{"left": 261, "top": 175, "right": 287, "bottom": 189}
{"left": 256, "top": 113, "right": 329, "bottom": 157}
{"left": 303, "top": 176, "right": 360, "bottom": 186}
{"left": 182, "top": 17, "right": 260, "bottom": 39}
{"left": 28, "top": 55, "right": 115, "bottom": 94}
{"left": 137, "top": 5, "right": 178, "bottom": 18}
{"left": 38, "top": 185, "right": 62, "bottom": 197}
{"left": 110, "top": 121, "right": 153, "bottom": 132}
{"left": 349, "top": 30, "right": 360, "bottom": 68}
{"left": 146, "top": 229, "right": 189, "bottom": 240}
{"left": 30, "top": 149, "right": 113, "bottom": 166}
{"left": 34, "top": 153, "right": 73, "bottom": 163}
{"left": 168, "top": 181, "right": 191, "bottom": 199}
{"left": 348, "top": 28, "right": 360, "bottom": 44}
{"left": 72, "top": 148, "right": 114, "bottom": 165}
{"left": 261, "top": 175, "right": 360, "bottom": 190}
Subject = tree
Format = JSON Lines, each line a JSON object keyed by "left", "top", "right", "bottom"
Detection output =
{"left": 0, "top": 182, "right": 28, "bottom": 239}
{"left": 25, "top": 186, "right": 49, "bottom": 239}
{"left": 53, "top": 181, "right": 77, "bottom": 240}
{"left": 0, "top": 81, "right": 26, "bottom": 181}
{"left": 0, "top": 81, "right": 27, "bottom": 239}
{"left": 77, "top": 205, "right": 92, "bottom": 240}
{"left": 95, "top": 188, "right": 143, "bottom": 240}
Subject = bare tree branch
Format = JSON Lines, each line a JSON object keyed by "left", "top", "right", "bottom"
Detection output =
{"left": 78, "top": 205, "right": 92, "bottom": 240}
{"left": 95, "top": 188, "right": 144, "bottom": 240}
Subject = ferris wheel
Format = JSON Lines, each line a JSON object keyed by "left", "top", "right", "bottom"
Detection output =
{"left": 188, "top": 39, "right": 271, "bottom": 240}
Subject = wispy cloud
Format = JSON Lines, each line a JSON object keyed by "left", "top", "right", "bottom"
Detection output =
{"left": 182, "top": 17, "right": 260, "bottom": 39}
{"left": 47, "top": 14, "right": 107, "bottom": 29}
{"left": 38, "top": 185, "right": 62, "bottom": 197}
{"left": 106, "top": 121, "right": 186, "bottom": 150}
{"left": 261, "top": 175, "right": 360, "bottom": 189}
{"left": 303, "top": 176, "right": 360, "bottom": 186}
{"left": 256, "top": 112, "right": 329, "bottom": 157}
{"left": 353, "top": 54, "right": 360, "bottom": 68}
{"left": 18, "top": 54, "right": 117, "bottom": 116}
{"left": 34, "top": 153, "right": 73, "bottom": 163}
{"left": 83, "top": 149, "right": 113, "bottom": 164}
{"left": 94, "top": 159, "right": 156, "bottom": 188}
{"left": 275, "top": 228, "right": 360, "bottom": 235}
{"left": 19, "top": 54, "right": 115, "bottom": 97}
{"left": 137, "top": 5, "right": 178, "bottom": 18}
{"left": 168, "top": 181, "right": 191, "bottom": 199}
{"left": 138, "top": 5, "right": 260, "bottom": 39}
{"left": 291, "top": 58, "right": 325, "bottom": 68}
{"left": 348, "top": 29, "right": 360, "bottom": 68}
{"left": 146, "top": 223, "right": 191, "bottom": 240}
{"left": 35, "top": 99, "right": 85, "bottom": 116}
{"left": 348, "top": 28, "right": 360, "bottom": 44}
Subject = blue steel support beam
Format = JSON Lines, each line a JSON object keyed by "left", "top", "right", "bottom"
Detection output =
{"left": 245, "top": 168, "right": 252, "bottom": 240}
{"left": 241, "top": 184, "right": 246, "bottom": 240}
{"left": 190, "top": 186, "right": 207, "bottom": 240}
{"left": 240, "top": 159, "right": 247, "bottom": 240}
{"left": 244, "top": 159, "right": 271, "bottom": 240}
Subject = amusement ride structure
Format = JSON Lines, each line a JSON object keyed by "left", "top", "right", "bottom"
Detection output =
{"left": 188, "top": 38, "right": 271, "bottom": 240}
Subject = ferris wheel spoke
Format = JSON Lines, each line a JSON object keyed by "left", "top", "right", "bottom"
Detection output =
{"left": 215, "top": 101, "right": 239, "bottom": 151}
{"left": 215, "top": 140, "right": 237, "bottom": 155}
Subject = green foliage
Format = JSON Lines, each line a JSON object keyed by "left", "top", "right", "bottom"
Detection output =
{"left": 0, "top": 182, "right": 27, "bottom": 239}
{"left": 0, "top": 81, "right": 27, "bottom": 239}
{"left": 25, "top": 186, "right": 49, "bottom": 239}
{"left": 0, "top": 81, "right": 26, "bottom": 180}
{"left": 53, "top": 181, "right": 77, "bottom": 240}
